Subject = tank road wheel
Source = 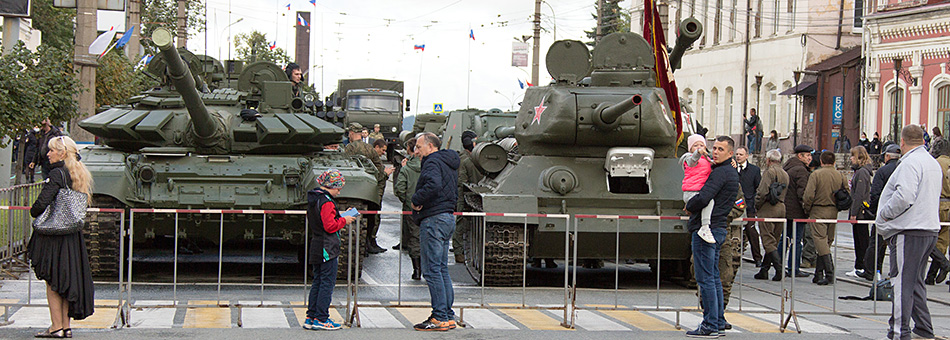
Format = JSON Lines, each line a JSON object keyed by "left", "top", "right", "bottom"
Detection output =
{"left": 332, "top": 200, "right": 368, "bottom": 281}
{"left": 84, "top": 196, "right": 125, "bottom": 280}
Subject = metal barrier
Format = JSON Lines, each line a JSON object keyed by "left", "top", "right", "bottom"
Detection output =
{"left": 788, "top": 218, "right": 950, "bottom": 320}
{"left": 347, "top": 210, "right": 574, "bottom": 328}
{"left": 0, "top": 181, "right": 43, "bottom": 278}
{"left": 568, "top": 214, "right": 794, "bottom": 331}
{"left": 0, "top": 205, "right": 125, "bottom": 328}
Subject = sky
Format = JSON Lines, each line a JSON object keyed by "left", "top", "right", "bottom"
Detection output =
{"left": 177, "top": 0, "right": 632, "bottom": 116}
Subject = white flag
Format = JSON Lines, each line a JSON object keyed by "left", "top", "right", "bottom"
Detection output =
{"left": 89, "top": 27, "right": 117, "bottom": 56}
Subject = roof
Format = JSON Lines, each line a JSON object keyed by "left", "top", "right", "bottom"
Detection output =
{"left": 806, "top": 48, "right": 862, "bottom": 72}
{"left": 779, "top": 81, "right": 817, "bottom": 97}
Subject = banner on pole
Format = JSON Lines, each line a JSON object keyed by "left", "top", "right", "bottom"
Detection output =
{"left": 511, "top": 41, "right": 529, "bottom": 67}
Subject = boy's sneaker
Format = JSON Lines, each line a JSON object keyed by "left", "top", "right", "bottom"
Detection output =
{"left": 414, "top": 317, "right": 449, "bottom": 331}
{"left": 698, "top": 225, "right": 716, "bottom": 243}
{"left": 312, "top": 318, "right": 342, "bottom": 331}
{"left": 686, "top": 327, "right": 720, "bottom": 338}
{"left": 302, "top": 317, "right": 315, "bottom": 330}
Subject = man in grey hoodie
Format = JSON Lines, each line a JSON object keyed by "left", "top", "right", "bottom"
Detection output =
{"left": 876, "top": 124, "right": 942, "bottom": 340}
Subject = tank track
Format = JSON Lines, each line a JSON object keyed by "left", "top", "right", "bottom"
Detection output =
{"left": 480, "top": 223, "right": 526, "bottom": 286}
{"left": 334, "top": 200, "right": 367, "bottom": 281}
{"left": 84, "top": 196, "right": 123, "bottom": 280}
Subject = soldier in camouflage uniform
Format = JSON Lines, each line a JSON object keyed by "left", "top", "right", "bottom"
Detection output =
{"left": 344, "top": 122, "right": 393, "bottom": 254}
{"left": 453, "top": 131, "right": 484, "bottom": 264}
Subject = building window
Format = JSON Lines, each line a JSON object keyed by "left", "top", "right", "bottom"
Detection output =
{"left": 854, "top": 0, "right": 864, "bottom": 28}
{"left": 755, "top": 0, "right": 762, "bottom": 38}
{"left": 702, "top": 0, "right": 710, "bottom": 46}
{"left": 711, "top": 88, "right": 720, "bottom": 135}
{"left": 714, "top": 0, "right": 722, "bottom": 44}
{"left": 725, "top": 87, "right": 734, "bottom": 135}
{"left": 938, "top": 85, "right": 950, "bottom": 136}
{"left": 783, "top": 81, "right": 793, "bottom": 134}
{"left": 769, "top": 85, "right": 778, "bottom": 132}
{"left": 772, "top": 0, "right": 780, "bottom": 34}
{"left": 889, "top": 87, "right": 904, "bottom": 139}
{"left": 697, "top": 89, "right": 705, "bottom": 128}
{"left": 729, "top": 0, "right": 736, "bottom": 41}
{"left": 787, "top": 0, "right": 795, "bottom": 31}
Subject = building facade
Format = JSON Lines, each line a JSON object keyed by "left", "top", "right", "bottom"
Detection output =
{"left": 863, "top": 0, "right": 950, "bottom": 141}
{"left": 632, "top": 0, "right": 863, "bottom": 150}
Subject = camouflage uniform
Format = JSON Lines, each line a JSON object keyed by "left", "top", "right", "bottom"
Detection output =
{"left": 344, "top": 123, "right": 389, "bottom": 247}
{"left": 395, "top": 156, "right": 422, "bottom": 258}
{"left": 720, "top": 184, "right": 746, "bottom": 306}
{"left": 452, "top": 149, "right": 484, "bottom": 261}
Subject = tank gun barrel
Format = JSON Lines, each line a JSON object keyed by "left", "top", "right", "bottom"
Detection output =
{"left": 668, "top": 18, "right": 703, "bottom": 72}
{"left": 494, "top": 126, "right": 515, "bottom": 139}
{"left": 152, "top": 28, "right": 216, "bottom": 139}
{"left": 597, "top": 95, "right": 643, "bottom": 126}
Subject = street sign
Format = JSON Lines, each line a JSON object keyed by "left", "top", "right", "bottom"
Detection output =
{"left": 512, "top": 41, "right": 529, "bottom": 67}
{"left": 433, "top": 103, "right": 443, "bottom": 114}
{"left": 0, "top": 0, "right": 30, "bottom": 17}
{"left": 832, "top": 96, "right": 843, "bottom": 125}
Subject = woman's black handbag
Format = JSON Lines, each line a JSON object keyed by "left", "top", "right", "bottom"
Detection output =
{"left": 32, "top": 188, "right": 88, "bottom": 235}
{"left": 835, "top": 187, "right": 852, "bottom": 211}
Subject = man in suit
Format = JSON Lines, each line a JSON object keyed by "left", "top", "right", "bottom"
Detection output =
{"left": 735, "top": 147, "right": 763, "bottom": 267}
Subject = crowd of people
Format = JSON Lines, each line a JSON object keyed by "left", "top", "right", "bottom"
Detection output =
{"left": 684, "top": 124, "right": 946, "bottom": 340}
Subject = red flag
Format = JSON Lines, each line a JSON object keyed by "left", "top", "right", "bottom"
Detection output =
{"left": 644, "top": 0, "right": 683, "bottom": 144}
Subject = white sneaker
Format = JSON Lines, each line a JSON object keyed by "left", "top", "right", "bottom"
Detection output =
{"left": 698, "top": 225, "right": 716, "bottom": 243}
{"left": 845, "top": 269, "right": 864, "bottom": 278}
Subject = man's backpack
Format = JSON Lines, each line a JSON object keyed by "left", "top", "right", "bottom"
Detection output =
{"left": 768, "top": 182, "right": 786, "bottom": 205}
{"left": 839, "top": 278, "right": 892, "bottom": 301}
{"left": 835, "top": 188, "right": 852, "bottom": 211}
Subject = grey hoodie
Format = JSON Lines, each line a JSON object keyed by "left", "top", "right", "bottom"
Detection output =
{"left": 876, "top": 145, "right": 942, "bottom": 239}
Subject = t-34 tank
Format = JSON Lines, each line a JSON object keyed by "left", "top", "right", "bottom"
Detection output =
{"left": 78, "top": 29, "right": 379, "bottom": 279}
{"left": 463, "top": 19, "right": 703, "bottom": 285}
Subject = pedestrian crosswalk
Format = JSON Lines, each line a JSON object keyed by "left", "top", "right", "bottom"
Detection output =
{"left": 0, "top": 299, "right": 847, "bottom": 333}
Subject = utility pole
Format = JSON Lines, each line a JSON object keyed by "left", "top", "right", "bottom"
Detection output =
{"left": 126, "top": 0, "right": 141, "bottom": 59}
{"left": 70, "top": 0, "right": 98, "bottom": 143}
{"left": 1, "top": 16, "right": 22, "bottom": 188}
{"left": 740, "top": 1, "right": 751, "bottom": 146}
{"left": 532, "top": 0, "right": 541, "bottom": 86}
{"left": 595, "top": 0, "right": 604, "bottom": 43}
{"left": 177, "top": 0, "right": 188, "bottom": 48}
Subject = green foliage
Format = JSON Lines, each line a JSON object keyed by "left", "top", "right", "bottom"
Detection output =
{"left": 234, "top": 30, "right": 291, "bottom": 65}
{"left": 30, "top": 0, "right": 76, "bottom": 51}
{"left": 0, "top": 42, "right": 80, "bottom": 142}
{"left": 96, "top": 51, "right": 158, "bottom": 106}
{"left": 141, "top": 0, "right": 206, "bottom": 55}
{"left": 585, "top": 0, "right": 631, "bottom": 47}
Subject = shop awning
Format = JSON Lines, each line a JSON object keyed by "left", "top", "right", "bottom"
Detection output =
{"left": 779, "top": 81, "right": 817, "bottom": 96}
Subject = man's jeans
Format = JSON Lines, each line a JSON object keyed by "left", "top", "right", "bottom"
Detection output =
{"left": 784, "top": 220, "right": 806, "bottom": 272}
{"left": 306, "top": 258, "right": 338, "bottom": 321}
{"left": 420, "top": 212, "right": 456, "bottom": 321}
{"left": 693, "top": 227, "right": 727, "bottom": 332}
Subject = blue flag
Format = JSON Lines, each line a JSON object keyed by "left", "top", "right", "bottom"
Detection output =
{"left": 518, "top": 79, "right": 525, "bottom": 89}
{"left": 115, "top": 27, "right": 134, "bottom": 48}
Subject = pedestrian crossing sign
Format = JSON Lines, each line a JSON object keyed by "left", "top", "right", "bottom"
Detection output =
{"left": 434, "top": 103, "right": 443, "bottom": 114}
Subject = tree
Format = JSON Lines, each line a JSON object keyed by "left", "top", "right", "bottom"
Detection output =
{"left": 30, "top": 0, "right": 76, "bottom": 51}
{"left": 234, "top": 30, "right": 291, "bottom": 65}
{"left": 584, "top": 0, "right": 631, "bottom": 46}
{"left": 0, "top": 42, "right": 81, "bottom": 142}
{"left": 141, "top": 0, "right": 206, "bottom": 55}
{"left": 96, "top": 51, "right": 158, "bottom": 107}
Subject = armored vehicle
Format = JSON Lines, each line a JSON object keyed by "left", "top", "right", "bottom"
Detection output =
{"left": 439, "top": 108, "right": 517, "bottom": 152}
{"left": 329, "top": 79, "right": 408, "bottom": 158}
{"left": 78, "top": 29, "right": 379, "bottom": 279}
{"left": 462, "top": 19, "right": 703, "bottom": 285}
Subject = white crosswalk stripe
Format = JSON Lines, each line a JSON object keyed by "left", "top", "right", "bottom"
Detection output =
{"left": 570, "top": 310, "right": 630, "bottom": 331}
{"left": 356, "top": 307, "right": 403, "bottom": 328}
{"left": 239, "top": 301, "right": 289, "bottom": 328}
{"left": 461, "top": 309, "right": 519, "bottom": 330}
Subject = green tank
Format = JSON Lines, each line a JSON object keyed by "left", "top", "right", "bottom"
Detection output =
{"left": 439, "top": 108, "right": 517, "bottom": 152}
{"left": 78, "top": 28, "right": 379, "bottom": 279}
{"left": 462, "top": 19, "right": 703, "bottom": 285}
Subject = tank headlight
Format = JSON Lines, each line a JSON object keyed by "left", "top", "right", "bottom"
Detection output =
{"left": 391, "top": 127, "right": 398, "bottom": 133}
{"left": 139, "top": 166, "right": 155, "bottom": 183}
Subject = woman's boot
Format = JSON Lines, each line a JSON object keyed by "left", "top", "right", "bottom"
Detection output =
{"left": 411, "top": 257, "right": 422, "bottom": 280}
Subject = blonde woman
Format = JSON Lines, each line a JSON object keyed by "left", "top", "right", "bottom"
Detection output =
{"left": 27, "top": 136, "right": 94, "bottom": 338}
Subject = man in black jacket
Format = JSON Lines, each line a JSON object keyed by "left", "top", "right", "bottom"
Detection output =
{"left": 29, "top": 118, "right": 63, "bottom": 180}
{"left": 736, "top": 147, "right": 763, "bottom": 266}
{"left": 783, "top": 144, "right": 813, "bottom": 277}
{"left": 410, "top": 132, "right": 461, "bottom": 332}
{"left": 859, "top": 144, "right": 901, "bottom": 281}
{"left": 685, "top": 136, "right": 740, "bottom": 338}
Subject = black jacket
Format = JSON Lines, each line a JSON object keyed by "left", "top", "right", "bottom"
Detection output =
{"left": 31, "top": 161, "right": 71, "bottom": 218}
{"left": 869, "top": 158, "right": 899, "bottom": 213}
{"left": 738, "top": 162, "right": 761, "bottom": 215}
{"left": 412, "top": 149, "right": 460, "bottom": 224}
{"left": 783, "top": 157, "right": 811, "bottom": 219}
{"left": 307, "top": 188, "right": 342, "bottom": 263}
{"left": 32, "top": 126, "right": 63, "bottom": 169}
{"left": 686, "top": 159, "right": 740, "bottom": 231}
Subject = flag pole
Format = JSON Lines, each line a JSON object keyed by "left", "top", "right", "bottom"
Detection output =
{"left": 416, "top": 46, "right": 424, "bottom": 115}
{"left": 466, "top": 25, "right": 471, "bottom": 109}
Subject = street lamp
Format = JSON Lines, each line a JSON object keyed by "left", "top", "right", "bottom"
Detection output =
{"left": 793, "top": 70, "right": 802, "bottom": 146}
{"left": 841, "top": 66, "right": 849, "bottom": 140}
{"left": 893, "top": 58, "right": 902, "bottom": 143}
{"left": 540, "top": 0, "right": 557, "bottom": 40}
{"left": 494, "top": 90, "right": 515, "bottom": 111}
{"left": 753, "top": 74, "right": 763, "bottom": 150}
{"left": 218, "top": 17, "right": 244, "bottom": 62}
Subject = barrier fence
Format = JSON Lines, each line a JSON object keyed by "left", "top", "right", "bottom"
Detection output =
{"left": 0, "top": 181, "right": 43, "bottom": 278}
{"left": 5, "top": 205, "right": 950, "bottom": 331}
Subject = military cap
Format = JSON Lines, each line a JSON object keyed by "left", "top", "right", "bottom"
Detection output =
{"left": 347, "top": 122, "right": 364, "bottom": 133}
{"left": 793, "top": 144, "right": 814, "bottom": 154}
{"left": 884, "top": 144, "right": 901, "bottom": 155}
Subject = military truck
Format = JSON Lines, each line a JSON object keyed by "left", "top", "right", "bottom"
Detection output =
{"left": 78, "top": 28, "right": 379, "bottom": 280}
{"left": 329, "top": 79, "right": 407, "bottom": 153}
{"left": 461, "top": 19, "right": 704, "bottom": 286}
